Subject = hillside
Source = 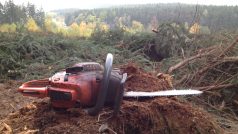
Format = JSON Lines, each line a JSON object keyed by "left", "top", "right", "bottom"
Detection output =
{"left": 55, "top": 4, "right": 238, "bottom": 31}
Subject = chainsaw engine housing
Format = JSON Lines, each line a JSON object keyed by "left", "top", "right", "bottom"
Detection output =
{"left": 19, "top": 54, "right": 127, "bottom": 115}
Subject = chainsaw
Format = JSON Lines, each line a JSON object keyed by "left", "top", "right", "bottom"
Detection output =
{"left": 18, "top": 53, "right": 202, "bottom": 115}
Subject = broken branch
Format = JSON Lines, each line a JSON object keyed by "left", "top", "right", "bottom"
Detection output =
{"left": 167, "top": 50, "right": 214, "bottom": 74}
{"left": 194, "top": 83, "right": 238, "bottom": 91}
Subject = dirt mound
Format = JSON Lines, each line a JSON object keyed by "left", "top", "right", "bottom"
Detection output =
{"left": 121, "top": 63, "right": 172, "bottom": 91}
{"left": 0, "top": 98, "right": 222, "bottom": 134}
{"left": 111, "top": 98, "right": 222, "bottom": 134}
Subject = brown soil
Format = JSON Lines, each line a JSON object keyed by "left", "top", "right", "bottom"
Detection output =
{"left": 111, "top": 98, "right": 222, "bottom": 134}
{"left": 0, "top": 81, "right": 36, "bottom": 119}
{"left": 1, "top": 98, "right": 223, "bottom": 134}
{"left": 0, "top": 64, "right": 228, "bottom": 134}
{"left": 121, "top": 63, "right": 171, "bottom": 91}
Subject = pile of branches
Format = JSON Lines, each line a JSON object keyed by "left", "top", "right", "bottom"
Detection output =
{"left": 166, "top": 36, "right": 238, "bottom": 115}
{"left": 147, "top": 23, "right": 238, "bottom": 95}
{"left": 168, "top": 37, "right": 238, "bottom": 89}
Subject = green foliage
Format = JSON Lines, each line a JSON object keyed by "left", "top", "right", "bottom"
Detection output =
{"left": 91, "top": 28, "right": 126, "bottom": 45}
{"left": 1, "top": 22, "right": 237, "bottom": 82}
{"left": 0, "top": 30, "right": 158, "bottom": 80}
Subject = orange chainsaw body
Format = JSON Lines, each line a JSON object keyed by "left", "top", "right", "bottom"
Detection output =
{"left": 18, "top": 61, "right": 126, "bottom": 115}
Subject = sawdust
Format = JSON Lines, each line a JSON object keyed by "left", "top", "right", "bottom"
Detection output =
{"left": 0, "top": 64, "right": 227, "bottom": 134}
{"left": 121, "top": 63, "right": 172, "bottom": 91}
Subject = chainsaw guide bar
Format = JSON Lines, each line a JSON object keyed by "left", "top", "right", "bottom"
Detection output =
{"left": 124, "top": 89, "right": 203, "bottom": 97}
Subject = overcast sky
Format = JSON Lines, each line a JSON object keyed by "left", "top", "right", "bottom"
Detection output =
{"left": 0, "top": 0, "right": 237, "bottom": 11}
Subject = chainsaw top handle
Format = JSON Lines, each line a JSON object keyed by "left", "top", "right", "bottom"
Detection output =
{"left": 86, "top": 53, "right": 113, "bottom": 115}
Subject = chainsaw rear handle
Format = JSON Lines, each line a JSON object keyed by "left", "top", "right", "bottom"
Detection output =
{"left": 87, "top": 53, "right": 113, "bottom": 115}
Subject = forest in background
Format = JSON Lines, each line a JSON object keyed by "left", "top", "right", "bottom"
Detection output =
{"left": 1, "top": 0, "right": 238, "bottom": 37}
{"left": 57, "top": 4, "right": 238, "bottom": 32}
